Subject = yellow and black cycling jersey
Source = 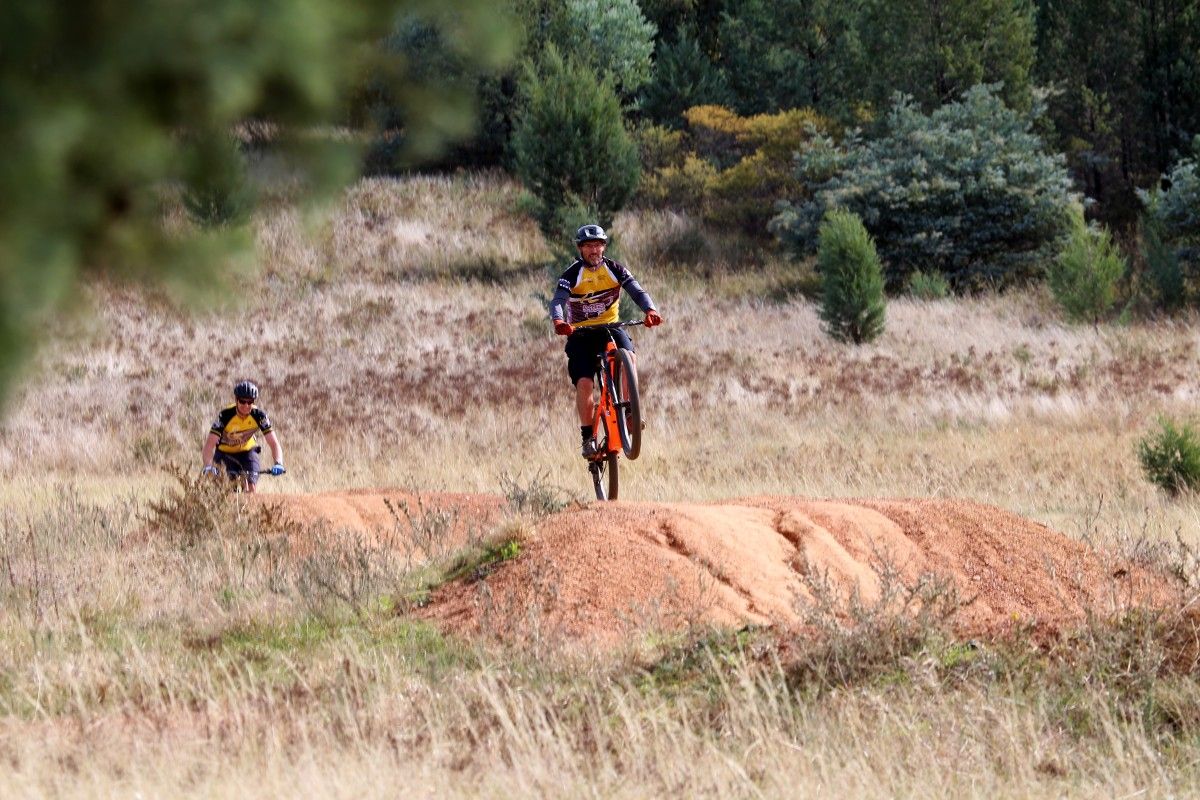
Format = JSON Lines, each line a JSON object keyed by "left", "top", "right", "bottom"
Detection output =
{"left": 549, "top": 257, "right": 655, "bottom": 327}
{"left": 209, "top": 405, "right": 273, "bottom": 453}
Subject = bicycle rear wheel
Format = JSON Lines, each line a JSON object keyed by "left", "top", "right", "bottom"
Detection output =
{"left": 611, "top": 348, "right": 642, "bottom": 460}
{"left": 589, "top": 452, "right": 619, "bottom": 500}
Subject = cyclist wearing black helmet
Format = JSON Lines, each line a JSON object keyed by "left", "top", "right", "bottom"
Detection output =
{"left": 200, "top": 380, "right": 285, "bottom": 491}
{"left": 549, "top": 224, "right": 663, "bottom": 458}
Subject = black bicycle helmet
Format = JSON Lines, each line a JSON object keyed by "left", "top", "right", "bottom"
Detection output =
{"left": 233, "top": 380, "right": 259, "bottom": 401}
{"left": 575, "top": 224, "right": 608, "bottom": 244}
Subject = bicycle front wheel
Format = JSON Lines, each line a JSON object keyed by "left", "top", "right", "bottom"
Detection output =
{"left": 590, "top": 452, "right": 619, "bottom": 500}
{"left": 612, "top": 348, "right": 642, "bottom": 460}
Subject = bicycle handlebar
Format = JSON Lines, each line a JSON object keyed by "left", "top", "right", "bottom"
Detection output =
{"left": 201, "top": 467, "right": 288, "bottom": 478}
{"left": 582, "top": 320, "right": 646, "bottom": 330}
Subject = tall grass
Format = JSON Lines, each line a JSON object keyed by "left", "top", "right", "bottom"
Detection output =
{"left": 4, "top": 172, "right": 1200, "bottom": 796}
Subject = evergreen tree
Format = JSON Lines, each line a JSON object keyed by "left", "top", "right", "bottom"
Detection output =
{"left": 773, "top": 86, "right": 1073, "bottom": 290}
{"left": 1047, "top": 205, "right": 1127, "bottom": 325}
{"left": 553, "top": 0, "right": 657, "bottom": 103}
{"left": 511, "top": 45, "right": 640, "bottom": 244}
{"left": 717, "top": 0, "right": 865, "bottom": 119}
{"left": 1139, "top": 142, "right": 1200, "bottom": 296}
{"left": 1142, "top": 217, "right": 1185, "bottom": 312}
{"left": 0, "top": 0, "right": 512, "bottom": 408}
{"left": 817, "top": 209, "right": 886, "bottom": 345}
{"left": 858, "top": 0, "right": 1035, "bottom": 112}
{"left": 639, "top": 33, "right": 732, "bottom": 127}
{"left": 1034, "top": 0, "right": 1200, "bottom": 230}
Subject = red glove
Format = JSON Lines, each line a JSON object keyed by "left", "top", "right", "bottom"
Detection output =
{"left": 644, "top": 310, "right": 663, "bottom": 328}
{"left": 553, "top": 319, "right": 574, "bottom": 336}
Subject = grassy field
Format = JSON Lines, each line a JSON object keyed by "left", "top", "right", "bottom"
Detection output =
{"left": 3, "top": 170, "right": 1200, "bottom": 797}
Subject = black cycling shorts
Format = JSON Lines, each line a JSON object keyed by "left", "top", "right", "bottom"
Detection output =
{"left": 565, "top": 326, "right": 634, "bottom": 385}
{"left": 215, "top": 448, "right": 262, "bottom": 485}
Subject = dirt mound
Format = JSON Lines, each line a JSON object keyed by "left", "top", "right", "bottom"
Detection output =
{"left": 260, "top": 488, "right": 506, "bottom": 558}
{"left": 262, "top": 491, "right": 1181, "bottom": 647}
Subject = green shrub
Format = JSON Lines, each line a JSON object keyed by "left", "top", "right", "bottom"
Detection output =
{"left": 638, "top": 105, "right": 832, "bottom": 236}
{"left": 907, "top": 271, "right": 950, "bottom": 300}
{"left": 1138, "top": 418, "right": 1200, "bottom": 496}
{"left": 1047, "top": 205, "right": 1127, "bottom": 324}
{"left": 1141, "top": 143, "right": 1200, "bottom": 247}
{"left": 511, "top": 45, "right": 640, "bottom": 243}
{"left": 182, "top": 132, "right": 253, "bottom": 228}
{"left": 817, "top": 209, "right": 886, "bottom": 344}
{"left": 1139, "top": 146, "right": 1200, "bottom": 303}
{"left": 1142, "top": 217, "right": 1185, "bottom": 312}
{"left": 773, "top": 85, "right": 1073, "bottom": 290}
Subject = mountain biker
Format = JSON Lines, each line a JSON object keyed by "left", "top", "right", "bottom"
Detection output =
{"left": 200, "top": 380, "right": 285, "bottom": 492}
{"left": 549, "top": 224, "right": 663, "bottom": 458}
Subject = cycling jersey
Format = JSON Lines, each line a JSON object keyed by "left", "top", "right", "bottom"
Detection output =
{"left": 209, "top": 405, "right": 273, "bottom": 453}
{"left": 549, "top": 257, "right": 655, "bottom": 327}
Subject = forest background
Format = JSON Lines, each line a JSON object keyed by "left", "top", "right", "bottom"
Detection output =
{"left": 3, "top": 0, "right": 1200, "bottom": 402}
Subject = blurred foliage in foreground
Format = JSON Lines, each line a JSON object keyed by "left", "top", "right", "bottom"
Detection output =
{"left": 0, "top": 0, "right": 515, "bottom": 410}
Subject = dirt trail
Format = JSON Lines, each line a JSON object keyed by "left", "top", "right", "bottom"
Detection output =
{"left": 261, "top": 491, "right": 1181, "bottom": 647}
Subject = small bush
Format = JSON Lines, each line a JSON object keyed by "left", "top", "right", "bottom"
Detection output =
{"left": 182, "top": 132, "right": 253, "bottom": 228}
{"left": 637, "top": 105, "right": 833, "bottom": 236}
{"left": 1138, "top": 418, "right": 1200, "bottom": 496}
{"left": 500, "top": 471, "right": 573, "bottom": 517}
{"left": 817, "top": 209, "right": 886, "bottom": 344}
{"left": 1048, "top": 206, "right": 1127, "bottom": 325}
{"left": 907, "top": 270, "right": 950, "bottom": 300}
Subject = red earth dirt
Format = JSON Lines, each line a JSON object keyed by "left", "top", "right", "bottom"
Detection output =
{"left": 262, "top": 491, "right": 1183, "bottom": 648}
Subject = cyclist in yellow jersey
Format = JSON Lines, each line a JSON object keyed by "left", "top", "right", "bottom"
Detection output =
{"left": 549, "top": 224, "right": 663, "bottom": 458}
{"left": 200, "top": 380, "right": 285, "bottom": 492}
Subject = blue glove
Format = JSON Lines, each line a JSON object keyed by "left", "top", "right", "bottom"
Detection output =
{"left": 201, "top": 465, "right": 218, "bottom": 477}
{"left": 270, "top": 463, "right": 286, "bottom": 476}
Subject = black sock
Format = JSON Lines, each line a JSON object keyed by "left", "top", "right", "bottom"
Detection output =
{"left": 581, "top": 425, "right": 593, "bottom": 442}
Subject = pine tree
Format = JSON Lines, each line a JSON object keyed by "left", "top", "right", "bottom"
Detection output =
{"left": 511, "top": 45, "right": 640, "bottom": 244}
{"left": 1047, "top": 205, "right": 1127, "bottom": 325}
{"left": 817, "top": 209, "right": 886, "bottom": 344}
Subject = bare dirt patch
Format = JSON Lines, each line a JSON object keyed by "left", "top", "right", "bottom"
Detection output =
{"left": 260, "top": 488, "right": 506, "bottom": 558}
{"left": 261, "top": 491, "right": 1182, "bottom": 647}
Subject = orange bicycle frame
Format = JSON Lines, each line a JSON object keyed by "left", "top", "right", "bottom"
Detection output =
{"left": 591, "top": 341, "right": 622, "bottom": 455}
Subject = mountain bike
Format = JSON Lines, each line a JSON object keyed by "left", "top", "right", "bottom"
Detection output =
{"left": 583, "top": 321, "right": 645, "bottom": 501}
{"left": 202, "top": 463, "right": 287, "bottom": 494}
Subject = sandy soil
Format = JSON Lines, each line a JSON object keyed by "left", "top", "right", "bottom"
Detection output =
{"left": 262, "top": 491, "right": 1182, "bottom": 648}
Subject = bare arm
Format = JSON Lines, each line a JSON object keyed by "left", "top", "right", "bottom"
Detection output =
{"left": 202, "top": 432, "right": 219, "bottom": 467}
{"left": 264, "top": 430, "right": 283, "bottom": 466}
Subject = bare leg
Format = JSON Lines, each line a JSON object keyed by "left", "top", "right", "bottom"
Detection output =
{"left": 575, "top": 377, "right": 595, "bottom": 425}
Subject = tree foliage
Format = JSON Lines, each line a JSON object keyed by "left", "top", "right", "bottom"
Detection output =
{"left": 1142, "top": 147, "right": 1200, "bottom": 248}
{"left": 772, "top": 85, "right": 1074, "bottom": 290}
{"left": 510, "top": 45, "right": 640, "bottom": 245}
{"left": 552, "top": 0, "right": 657, "bottom": 103}
{"left": 1137, "top": 144, "right": 1200, "bottom": 309}
{"left": 639, "top": 34, "right": 732, "bottom": 127}
{"left": 858, "top": 0, "right": 1036, "bottom": 112}
{"left": 0, "top": 0, "right": 514, "bottom": 408}
{"left": 364, "top": 9, "right": 520, "bottom": 170}
{"left": 1035, "top": 0, "right": 1200, "bottom": 229}
{"left": 1047, "top": 205, "right": 1127, "bottom": 324}
{"left": 639, "top": 105, "right": 831, "bottom": 235}
{"left": 716, "top": 0, "right": 865, "bottom": 119}
{"left": 817, "top": 209, "right": 886, "bottom": 345}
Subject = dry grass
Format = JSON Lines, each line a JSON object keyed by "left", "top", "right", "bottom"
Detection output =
{"left": 4, "top": 171, "right": 1200, "bottom": 796}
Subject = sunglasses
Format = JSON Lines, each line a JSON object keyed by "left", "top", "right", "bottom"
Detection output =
{"left": 235, "top": 398, "right": 254, "bottom": 405}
